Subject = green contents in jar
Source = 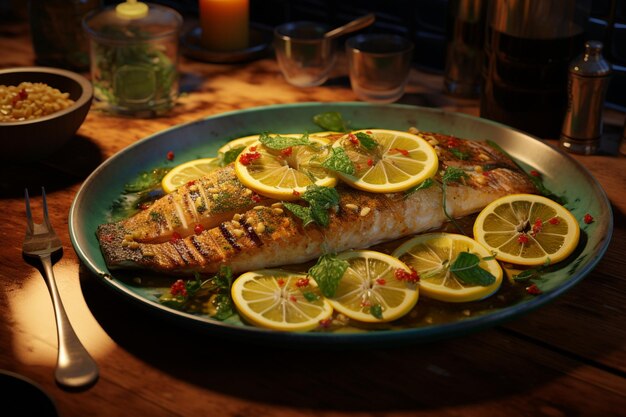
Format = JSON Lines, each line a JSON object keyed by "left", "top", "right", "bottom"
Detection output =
{"left": 92, "top": 26, "right": 177, "bottom": 115}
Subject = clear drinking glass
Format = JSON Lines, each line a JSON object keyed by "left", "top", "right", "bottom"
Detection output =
{"left": 346, "top": 34, "right": 414, "bottom": 103}
{"left": 274, "top": 21, "right": 336, "bottom": 87}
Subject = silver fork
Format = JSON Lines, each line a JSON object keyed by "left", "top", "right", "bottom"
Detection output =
{"left": 23, "top": 188, "right": 99, "bottom": 389}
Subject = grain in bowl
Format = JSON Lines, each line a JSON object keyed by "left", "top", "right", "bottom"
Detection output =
{"left": 0, "top": 81, "right": 75, "bottom": 122}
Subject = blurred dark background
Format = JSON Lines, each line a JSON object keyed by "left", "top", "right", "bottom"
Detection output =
{"left": 1, "top": 0, "right": 625, "bottom": 111}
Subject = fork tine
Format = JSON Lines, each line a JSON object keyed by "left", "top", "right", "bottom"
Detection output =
{"left": 42, "top": 186, "right": 53, "bottom": 231}
{"left": 24, "top": 188, "right": 34, "bottom": 233}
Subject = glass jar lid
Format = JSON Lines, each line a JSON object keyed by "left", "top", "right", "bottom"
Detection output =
{"left": 83, "top": 0, "right": 182, "bottom": 43}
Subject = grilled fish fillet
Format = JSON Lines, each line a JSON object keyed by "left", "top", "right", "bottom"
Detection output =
{"left": 97, "top": 133, "right": 538, "bottom": 274}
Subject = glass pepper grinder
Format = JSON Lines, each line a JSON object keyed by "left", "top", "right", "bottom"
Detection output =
{"left": 560, "top": 40, "right": 612, "bottom": 155}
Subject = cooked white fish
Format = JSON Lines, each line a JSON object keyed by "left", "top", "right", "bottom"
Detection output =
{"left": 97, "top": 133, "right": 538, "bottom": 274}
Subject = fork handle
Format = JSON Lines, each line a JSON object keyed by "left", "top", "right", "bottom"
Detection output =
{"left": 40, "top": 254, "right": 99, "bottom": 389}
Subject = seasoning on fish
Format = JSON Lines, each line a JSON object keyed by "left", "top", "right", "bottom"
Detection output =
{"left": 96, "top": 133, "right": 538, "bottom": 274}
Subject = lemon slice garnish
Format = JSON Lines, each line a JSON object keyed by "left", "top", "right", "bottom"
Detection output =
{"left": 393, "top": 233, "right": 503, "bottom": 302}
{"left": 331, "top": 129, "right": 438, "bottom": 193}
{"left": 326, "top": 250, "right": 419, "bottom": 323}
{"left": 161, "top": 157, "right": 220, "bottom": 193}
{"left": 234, "top": 135, "right": 337, "bottom": 200}
{"left": 473, "top": 193, "right": 580, "bottom": 266}
{"left": 231, "top": 269, "right": 333, "bottom": 332}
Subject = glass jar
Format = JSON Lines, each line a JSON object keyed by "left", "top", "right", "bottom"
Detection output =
{"left": 82, "top": 0, "right": 182, "bottom": 117}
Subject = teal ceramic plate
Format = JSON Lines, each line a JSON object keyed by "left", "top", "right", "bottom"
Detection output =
{"left": 69, "top": 103, "right": 613, "bottom": 347}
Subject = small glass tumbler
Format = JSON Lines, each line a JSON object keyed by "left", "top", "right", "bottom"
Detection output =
{"left": 346, "top": 34, "right": 414, "bottom": 103}
{"left": 274, "top": 21, "right": 335, "bottom": 87}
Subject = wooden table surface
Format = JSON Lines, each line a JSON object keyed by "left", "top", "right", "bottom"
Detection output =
{"left": 1, "top": 21, "right": 626, "bottom": 417}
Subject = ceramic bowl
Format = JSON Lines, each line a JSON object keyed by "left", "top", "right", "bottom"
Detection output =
{"left": 0, "top": 66, "right": 93, "bottom": 161}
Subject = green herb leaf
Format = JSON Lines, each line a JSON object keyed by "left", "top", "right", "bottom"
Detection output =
{"left": 404, "top": 178, "right": 434, "bottom": 198}
{"left": 308, "top": 253, "right": 349, "bottom": 297}
{"left": 283, "top": 202, "right": 314, "bottom": 226}
{"left": 259, "top": 132, "right": 311, "bottom": 150}
{"left": 322, "top": 147, "right": 356, "bottom": 175}
{"left": 355, "top": 132, "right": 378, "bottom": 150}
{"left": 211, "top": 293, "right": 235, "bottom": 320}
{"left": 302, "top": 291, "right": 320, "bottom": 302}
{"left": 450, "top": 148, "right": 470, "bottom": 160}
{"left": 302, "top": 185, "right": 340, "bottom": 209}
{"left": 222, "top": 146, "right": 245, "bottom": 165}
{"left": 370, "top": 304, "right": 383, "bottom": 319}
{"left": 442, "top": 166, "right": 468, "bottom": 184}
{"left": 449, "top": 252, "right": 496, "bottom": 286}
{"left": 124, "top": 168, "right": 170, "bottom": 193}
{"left": 313, "top": 111, "right": 349, "bottom": 132}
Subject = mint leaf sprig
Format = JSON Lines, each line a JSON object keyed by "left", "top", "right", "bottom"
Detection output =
{"left": 321, "top": 147, "right": 355, "bottom": 175}
{"left": 283, "top": 185, "right": 341, "bottom": 227}
{"left": 449, "top": 252, "right": 496, "bottom": 286}
{"left": 354, "top": 132, "right": 379, "bottom": 150}
{"left": 313, "top": 111, "right": 349, "bottom": 132}
{"left": 259, "top": 132, "right": 311, "bottom": 150}
{"left": 307, "top": 253, "right": 349, "bottom": 297}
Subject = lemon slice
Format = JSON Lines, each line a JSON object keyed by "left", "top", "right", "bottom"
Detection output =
{"left": 326, "top": 250, "right": 419, "bottom": 323}
{"left": 234, "top": 135, "right": 337, "bottom": 200}
{"left": 231, "top": 269, "right": 333, "bottom": 332}
{"left": 161, "top": 157, "right": 220, "bottom": 193}
{"left": 392, "top": 233, "right": 503, "bottom": 303}
{"left": 331, "top": 129, "right": 438, "bottom": 193}
{"left": 217, "top": 134, "right": 261, "bottom": 159}
{"left": 473, "top": 193, "right": 580, "bottom": 266}
{"left": 218, "top": 133, "right": 337, "bottom": 156}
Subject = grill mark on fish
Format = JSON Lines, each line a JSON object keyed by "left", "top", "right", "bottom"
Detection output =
{"left": 219, "top": 223, "right": 241, "bottom": 252}
{"left": 241, "top": 216, "right": 263, "bottom": 247}
{"left": 191, "top": 235, "right": 211, "bottom": 258}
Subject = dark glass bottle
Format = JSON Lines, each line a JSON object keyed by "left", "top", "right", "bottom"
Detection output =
{"left": 479, "top": 0, "right": 590, "bottom": 138}
{"left": 29, "top": 0, "right": 102, "bottom": 71}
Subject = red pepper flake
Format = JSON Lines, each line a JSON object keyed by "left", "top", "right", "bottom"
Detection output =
{"left": 251, "top": 193, "right": 262, "bottom": 203}
{"left": 447, "top": 137, "right": 461, "bottom": 148}
{"left": 249, "top": 146, "right": 257, "bottom": 151}
{"left": 482, "top": 171, "right": 491, "bottom": 177}
{"left": 292, "top": 190, "right": 300, "bottom": 197}
{"left": 239, "top": 151, "right": 261, "bottom": 165}
{"left": 194, "top": 224, "right": 204, "bottom": 235}
{"left": 280, "top": 147, "right": 293, "bottom": 157}
{"left": 530, "top": 170, "right": 541, "bottom": 177}
{"left": 584, "top": 213, "right": 594, "bottom": 224}
{"left": 170, "top": 232, "right": 182, "bottom": 243}
{"left": 18, "top": 88, "right": 28, "bottom": 100}
{"left": 166, "top": 151, "right": 175, "bottom": 161}
{"left": 391, "top": 148, "right": 410, "bottom": 156}
{"left": 517, "top": 234, "right": 529, "bottom": 244}
{"left": 138, "top": 202, "right": 151, "bottom": 210}
{"left": 365, "top": 130, "right": 372, "bottom": 134}
{"left": 367, "top": 159, "right": 374, "bottom": 167}
{"left": 170, "top": 279, "right": 187, "bottom": 296}
{"left": 289, "top": 295, "right": 298, "bottom": 303}
{"left": 295, "top": 278, "right": 310, "bottom": 288}
{"left": 375, "top": 278, "right": 386, "bottom": 286}
{"left": 360, "top": 299, "right": 371, "bottom": 307}
{"left": 394, "top": 268, "right": 420, "bottom": 283}
{"left": 549, "top": 217, "right": 560, "bottom": 225}
{"left": 187, "top": 180, "right": 196, "bottom": 186}
{"left": 276, "top": 278, "right": 285, "bottom": 287}
{"left": 348, "top": 133, "right": 359, "bottom": 145}
{"left": 526, "top": 283, "right": 542, "bottom": 295}
{"left": 319, "top": 318, "right": 332, "bottom": 328}
{"left": 531, "top": 218, "right": 543, "bottom": 236}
